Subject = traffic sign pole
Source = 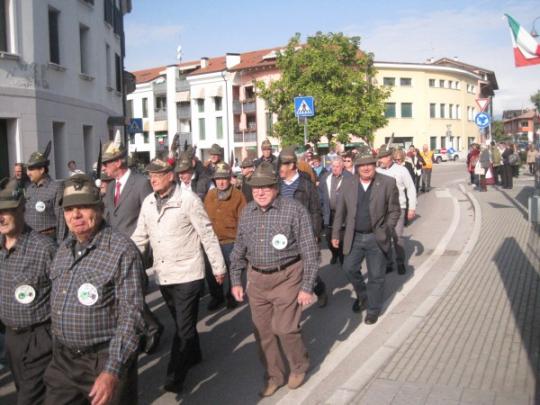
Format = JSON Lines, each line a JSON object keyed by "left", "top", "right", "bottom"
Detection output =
{"left": 303, "top": 118, "right": 308, "bottom": 146}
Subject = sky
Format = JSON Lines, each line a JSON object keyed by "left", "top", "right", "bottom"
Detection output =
{"left": 124, "top": 0, "right": 540, "bottom": 117}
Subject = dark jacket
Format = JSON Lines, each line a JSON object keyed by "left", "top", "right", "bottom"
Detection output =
{"left": 280, "top": 172, "right": 322, "bottom": 238}
{"left": 332, "top": 173, "right": 401, "bottom": 256}
{"left": 318, "top": 170, "right": 353, "bottom": 226}
{"left": 254, "top": 154, "right": 278, "bottom": 172}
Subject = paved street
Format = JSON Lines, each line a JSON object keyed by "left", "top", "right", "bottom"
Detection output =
{"left": 0, "top": 163, "right": 538, "bottom": 405}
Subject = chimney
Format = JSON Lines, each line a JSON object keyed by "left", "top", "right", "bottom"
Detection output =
{"left": 226, "top": 53, "right": 240, "bottom": 69}
{"left": 200, "top": 57, "right": 209, "bottom": 68}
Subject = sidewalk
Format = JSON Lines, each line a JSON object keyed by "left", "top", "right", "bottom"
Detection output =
{"left": 355, "top": 180, "right": 540, "bottom": 405}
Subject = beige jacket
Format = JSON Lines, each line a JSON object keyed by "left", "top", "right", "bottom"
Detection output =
{"left": 132, "top": 185, "right": 226, "bottom": 285}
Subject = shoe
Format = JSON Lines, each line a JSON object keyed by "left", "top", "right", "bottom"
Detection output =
{"left": 386, "top": 264, "right": 394, "bottom": 274}
{"left": 352, "top": 298, "right": 367, "bottom": 313}
{"left": 318, "top": 290, "right": 328, "bottom": 308}
{"left": 163, "top": 380, "right": 183, "bottom": 394}
{"left": 397, "top": 263, "right": 406, "bottom": 275}
{"left": 142, "top": 324, "right": 164, "bottom": 354}
{"left": 365, "top": 313, "right": 379, "bottom": 325}
{"left": 287, "top": 373, "right": 306, "bottom": 389}
{"left": 259, "top": 381, "right": 282, "bottom": 397}
{"left": 207, "top": 296, "right": 225, "bottom": 311}
{"left": 226, "top": 295, "right": 238, "bottom": 309}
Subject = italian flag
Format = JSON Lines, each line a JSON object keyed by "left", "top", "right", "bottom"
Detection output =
{"left": 505, "top": 14, "right": 540, "bottom": 67}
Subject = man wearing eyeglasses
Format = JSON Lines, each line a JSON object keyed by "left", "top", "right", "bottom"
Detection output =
{"left": 342, "top": 152, "right": 355, "bottom": 175}
{"left": 376, "top": 146, "right": 416, "bottom": 275}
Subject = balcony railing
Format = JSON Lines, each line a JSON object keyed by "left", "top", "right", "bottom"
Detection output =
{"left": 176, "top": 81, "right": 190, "bottom": 92}
{"left": 153, "top": 81, "right": 167, "bottom": 94}
{"left": 243, "top": 100, "right": 256, "bottom": 113}
{"left": 154, "top": 108, "right": 168, "bottom": 121}
{"left": 177, "top": 105, "right": 191, "bottom": 119}
{"left": 234, "top": 131, "right": 257, "bottom": 143}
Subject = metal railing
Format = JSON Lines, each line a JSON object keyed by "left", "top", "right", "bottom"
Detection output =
{"left": 154, "top": 108, "right": 168, "bottom": 121}
{"left": 176, "top": 105, "right": 191, "bottom": 119}
{"left": 234, "top": 131, "right": 257, "bottom": 143}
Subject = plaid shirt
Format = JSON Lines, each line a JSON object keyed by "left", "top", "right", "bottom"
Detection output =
{"left": 230, "top": 196, "right": 319, "bottom": 293}
{"left": 50, "top": 224, "right": 144, "bottom": 377}
{"left": 24, "top": 175, "right": 63, "bottom": 235}
{"left": 0, "top": 227, "right": 56, "bottom": 328}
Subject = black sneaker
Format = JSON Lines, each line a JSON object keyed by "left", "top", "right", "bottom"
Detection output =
{"left": 352, "top": 298, "right": 367, "bottom": 313}
{"left": 397, "top": 263, "right": 406, "bottom": 275}
{"left": 163, "top": 380, "right": 183, "bottom": 394}
{"left": 365, "top": 313, "right": 379, "bottom": 325}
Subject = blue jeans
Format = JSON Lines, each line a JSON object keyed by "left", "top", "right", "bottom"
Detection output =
{"left": 342, "top": 232, "right": 386, "bottom": 315}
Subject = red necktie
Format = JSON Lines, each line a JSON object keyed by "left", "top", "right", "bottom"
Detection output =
{"left": 114, "top": 181, "right": 121, "bottom": 206}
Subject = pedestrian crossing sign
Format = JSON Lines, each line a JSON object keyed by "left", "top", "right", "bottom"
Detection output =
{"left": 127, "top": 118, "right": 143, "bottom": 134}
{"left": 294, "top": 96, "right": 315, "bottom": 118}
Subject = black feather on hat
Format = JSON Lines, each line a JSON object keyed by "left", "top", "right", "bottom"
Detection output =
{"left": 27, "top": 140, "right": 52, "bottom": 169}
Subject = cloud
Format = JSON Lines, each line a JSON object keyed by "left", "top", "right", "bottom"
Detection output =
{"left": 344, "top": 2, "right": 540, "bottom": 116}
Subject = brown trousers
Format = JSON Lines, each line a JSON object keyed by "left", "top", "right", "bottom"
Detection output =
{"left": 247, "top": 260, "right": 309, "bottom": 386}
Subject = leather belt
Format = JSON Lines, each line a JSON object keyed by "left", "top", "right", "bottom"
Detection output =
{"left": 8, "top": 320, "right": 50, "bottom": 335}
{"left": 55, "top": 340, "right": 110, "bottom": 356}
{"left": 251, "top": 255, "right": 301, "bottom": 274}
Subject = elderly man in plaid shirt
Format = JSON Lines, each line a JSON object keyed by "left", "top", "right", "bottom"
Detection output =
{"left": 230, "top": 162, "right": 319, "bottom": 398}
{"left": 43, "top": 174, "right": 144, "bottom": 405}
{"left": 0, "top": 178, "right": 56, "bottom": 405}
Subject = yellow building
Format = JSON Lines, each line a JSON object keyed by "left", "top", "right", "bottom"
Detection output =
{"left": 370, "top": 58, "right": 498, "bottom": 152}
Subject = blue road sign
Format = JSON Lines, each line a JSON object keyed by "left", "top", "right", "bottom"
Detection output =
{"left": 474, "top": 112, "right": 490, "bottom": 129}
{"left": 294, "top": 96, "right": 315, "bottom": 118}
{"left": 127, "top": 118, "right": 143, "bottom": 134}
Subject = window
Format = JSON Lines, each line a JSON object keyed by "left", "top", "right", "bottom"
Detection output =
{"left": 104, "top": 0, "right": 113, "bottom": 26}
{"left": 114, "top": 53, "right": 121, "bottom": 92}
{"left": 79, "top": 24, "right": 90, "bottom": 74}
{"left": 105, "top": 43, "right": 111, "bottom": 87}
{"left": 401, "top": 103, "right": 412, "bottom": 118}
{"left": 142, "top": 98, "right": 148, "bottom": 118}
{"left": 129, "top": 133, "right": 135, "bottom": 144}
{"left": 48, "top": 7, "right": 60, "bottom": 64}
{"left": 441, "top": 137, "right": 446, "bottom": 148}
{"left": 440, "top": 103, "right": 446, "bottom": 118}
{"left": 214, "top": 97, "right": 222, "bottom": 111}
{"left": 429, "top": 79, "right": 435, "bottom": 87}
{"left": 199, "top": 118, "right": 205, "bottom": 140}
{"left": 0, "top": 0, "right": 8, "bottom": 52}
{"left": 216, "top": 117, "right": 223, "bottom": 139}
{"left": 520, "top": 120, "right": 529, "bottom": 127}
{"left": 449, "top": 104, "right": 454, "bottom": 119}
{"left": 155, "top": 96, "right": 166, "bottom": 110}
{"left": 430, "top": 136, "right": 437, "bottom": 151}
{"left": 384, "top": 103, "right": 396, "bottom": 118}
{"left": 83, "top": 125, "right": 93, "bottom": 173}
{"left": 456, "top": 105, "right": 461, "bottom": 119}
{"left": 244, "top": 86, "right": 255, "bottom": 100}
{"left": 439, "top": 79, "right": 445, "bottom": 88}
{"left": 430, "top": 103, "right": 436, "bottom": 118}
{"left": 383, "top": 77, "right": 395, "bottom": 87}
{"left": 400, "top": 78, "right": 412, "bottom": 87}
{"left": 126, "top": 100, "right": 133, "bottom": 118}
{"left": 448, "top": 80, "right": 453, "bottom": 89}
{"left": 143, "top": 131, "right": 149, "bottom": 144}
{"left": 197, "top": 98, "right": 204, "bottom": 113}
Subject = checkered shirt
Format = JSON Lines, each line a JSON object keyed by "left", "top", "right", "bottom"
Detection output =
{"left": 24, "top": 175, "right": 63, "bottom": 234}
{"left": 230, "top": 196, "right": 319, "bottom": 293}
{"left": 50, "top": 224, "right": 144, "bottom": 377}
{"left": 0, "top": 227, "right": 56, "bottom": 328}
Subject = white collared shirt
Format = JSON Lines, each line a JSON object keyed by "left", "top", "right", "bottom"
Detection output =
{"left": 283, "top": 171, "right": 300, "bottom": 186}
{"left": 116, "top": 168, "right": 131, "bottom": 195}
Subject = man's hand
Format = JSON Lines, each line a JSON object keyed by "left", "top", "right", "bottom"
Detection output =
{"left": 331, "top": 239, "right": 340, "bottom": 249}
{"left": 407, "top": 209, "right": 416, "bottom": 221}
{"left": 89, "top": 372, "right": 119, "bottom": 405}
{"left": 231, "top": 286, "right": 244, "bottom": 302}
{"left": 297, "top": 291, "right": 314, "bottom": 306}
{"left": 215, "top": 274, "right": 225, "bottom": 285}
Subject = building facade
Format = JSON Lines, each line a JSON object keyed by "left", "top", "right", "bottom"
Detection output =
{"left": 0, "top": 0, "right": 131, "bottom": 179}
{"left": 127, "top": 49, "right": 498, "bottom": 162}
{"left": 503, "top": 109, "right": 540, "bottom": 143}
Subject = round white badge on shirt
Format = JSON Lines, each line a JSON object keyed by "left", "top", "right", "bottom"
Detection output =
{"left": 77, "top": 283, "right": 99, "bottom": 306}
{"left": 14, "top": 285, "right": 36, "bottom": 304}
{"left": 272, "top": 234, "right": 288, "bottom": 250}
{"left": 35, "top": 201, "right": 46, "bottom": 213}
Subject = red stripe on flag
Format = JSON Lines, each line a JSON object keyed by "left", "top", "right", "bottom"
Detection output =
{"left": 513, "top": 47, "right": 540, "bottom": 67}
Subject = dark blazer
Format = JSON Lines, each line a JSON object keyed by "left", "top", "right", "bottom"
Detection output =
{"left": 104, "top": 171, "right": 152, "bottom": 237}
{"left": 318, "top": 170, "right": 352, "bottom": 226}
{"left": 332, "top": 173, "right": 401, "bottom": 255}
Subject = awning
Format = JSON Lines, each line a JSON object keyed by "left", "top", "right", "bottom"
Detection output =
{"left": 153, "top": 121, "right": 168, "bottom": 132}
{"left": 192, "top": 88, "right": 205, "bottom": 99}
{"left": 175, "top": 91, "right": 190, "bottom": 102}
{"left": 206, "top": 86, "right": 223, "bottom": 98}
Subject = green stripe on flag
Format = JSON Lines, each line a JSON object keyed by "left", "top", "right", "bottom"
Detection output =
{"left": 505, "top": 14, "right": 520, "bottom": 40}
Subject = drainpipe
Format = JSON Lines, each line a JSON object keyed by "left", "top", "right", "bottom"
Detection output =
{"left": 220, "top": 71, "right": 231, "bottom": 162}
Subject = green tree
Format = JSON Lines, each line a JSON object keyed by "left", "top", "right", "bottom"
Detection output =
{"left": 257, "top": 32, "right": 390, "bottom": 147}
{"left": 531, "top": 89, "right": 540, "bottom": 110}
{"left": 491, "top": 120, "right": 505, "bottom": 141}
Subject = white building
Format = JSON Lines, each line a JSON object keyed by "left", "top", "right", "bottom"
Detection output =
{"left": 0, "top": 0, "right": 132, "bottom": 179}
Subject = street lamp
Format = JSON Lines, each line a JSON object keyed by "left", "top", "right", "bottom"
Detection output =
{"left": 532, "top": 16, "right": 540, "bottom": 38}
